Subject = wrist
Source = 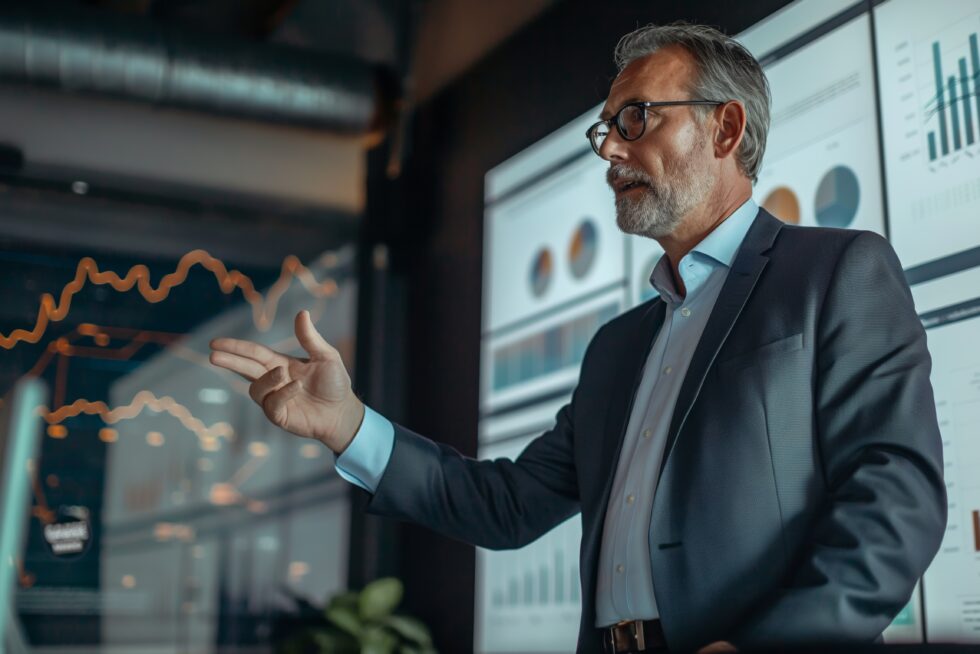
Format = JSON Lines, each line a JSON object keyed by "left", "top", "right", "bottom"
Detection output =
{"left": 331, "top": 395, "right": 365, "bottom": 454}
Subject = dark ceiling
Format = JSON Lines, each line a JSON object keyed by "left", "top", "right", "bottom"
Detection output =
{"left": 40, "top": 0, "right": 558, "bottom": 103}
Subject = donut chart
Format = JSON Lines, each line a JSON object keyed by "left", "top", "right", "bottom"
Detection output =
{"left": 568, "top": 220, "right": 598, "bottom": 280}
{"left": 814, "top": 165, "right": 860, "bottom": 228}
{"left": 762, "top": 186, "right": 801, "bottom": 224}
{"left": 529, "top": 248, "right": 554, "bottom": 298}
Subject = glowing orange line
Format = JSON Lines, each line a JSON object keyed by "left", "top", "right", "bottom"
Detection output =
{"left": 25, "top": 324, "right": 183, "bottom": 378}
{"left": 1, "top": 249, "right": 338, "bottom": 349}
{"left": 227, "top": 454, "right": 267, "bottom": 488}
{"left": 30, "top": 467, "right": 55, "bottom": 526}
{"left": 39, "top": 390, "right": 235, "bottom": 443}
{"left": 27, "top": 343, "right": 58, "bottom": 378}
{"left": 17, "top": 559, "right": 35, "bottom": 589}
{"left": 54, "top": 351, "right": 69, "bottom": 409}
{"left": 63, "top": 340, "right": 151, "bottom": 360}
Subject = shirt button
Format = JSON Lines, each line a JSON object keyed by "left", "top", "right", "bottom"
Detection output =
{"left": 616, "top": 564, "right": 625, "bottom": 574}
{"left": 626, "top": 494, "right": 635, "bottom": 504}
{"left": 643, "top": 429, "right": 652, "bottom": 439}
{"left": 663, "top": 366, "right": 672, "bottom": 375}
{"left": 680, "top": 307, "right": 691, "bottom": 317}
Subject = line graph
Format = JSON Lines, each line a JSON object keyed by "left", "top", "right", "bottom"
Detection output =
{"left": 39, "top": 390, "right": 234, "bottom": 449}
{"left": 1, "top": 249, "right": 339, "bottom": 349}
{"left": 16, "top": 294, "right": 331, "bottom": 447}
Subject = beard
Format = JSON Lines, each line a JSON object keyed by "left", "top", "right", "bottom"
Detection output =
{"left": 607, "top": 136, "right": 714, "bottom": 239}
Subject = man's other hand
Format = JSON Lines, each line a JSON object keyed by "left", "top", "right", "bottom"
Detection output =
{"left": 697, "top": 641, "right": 737, "bottom": 654}
{"left": 208, "top": 310, "right": 364, "bottom": 454}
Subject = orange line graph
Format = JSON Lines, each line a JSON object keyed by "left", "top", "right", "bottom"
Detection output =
{"left": 39, "top": 390, "right": 234, "bottom": 448}
{"left": 19, "top": 313, "right": 334, "bottom": 447}
{"left": 1, "top": 249, "right": 338, "bottom": 349}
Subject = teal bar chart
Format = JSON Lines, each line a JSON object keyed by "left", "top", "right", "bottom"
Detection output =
{"left": 927, "top": 32, "right": 980, "bottom": 161}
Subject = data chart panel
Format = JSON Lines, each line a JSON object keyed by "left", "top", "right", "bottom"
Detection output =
{"left": 875, "top": 0, "right": 980, "bottom": 267}
{"left": 474, "top": 428, "right": 582, "bottom": 654}
{"left": 751, "top": 13, "right": 886, "bottom": 235}
{"left": 919, "top": 305, "right": 980, "bottom": 643}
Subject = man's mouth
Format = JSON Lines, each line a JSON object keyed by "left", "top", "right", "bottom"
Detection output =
{"left": 616, "top": 180, "right": 648, "bottom": 193}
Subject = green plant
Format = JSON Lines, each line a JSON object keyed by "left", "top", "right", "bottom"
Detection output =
{"left": 280, "top": 577, "right": 437, "bottom": 654}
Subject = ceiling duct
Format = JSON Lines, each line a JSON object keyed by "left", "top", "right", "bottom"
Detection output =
{"left": 0, "top": 3, "right": 391, "bottom": 135}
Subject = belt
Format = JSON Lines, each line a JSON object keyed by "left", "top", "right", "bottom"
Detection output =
{"left": 602, "top": 619, "right": 667, "bottom": 653}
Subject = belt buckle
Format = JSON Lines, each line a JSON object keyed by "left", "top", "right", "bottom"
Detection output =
{"left": 628, "top": 619, "right": 647, "bottom": 650}
{"left": 606, "top": 619, "right": 646, "bottom": 653}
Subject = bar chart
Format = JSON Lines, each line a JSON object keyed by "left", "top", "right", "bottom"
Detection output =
{"left": 875, "top": 0, "right": 980, "bottom": 268}
{"left": 974, "top": 509, "right": 980, "bottom": 552}
{"left": 475, "top": 433, "right": 582, "bottom": 653}
{"left": 925, "top": 33, "right": 980, "bottom": 162}
{"left": 487, "top": 526, "right": 580, "bottom": 609}
{"left": 917, "top": 308, "right": 980, "bottom": 642}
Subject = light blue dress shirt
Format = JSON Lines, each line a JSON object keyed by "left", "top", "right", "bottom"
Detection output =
{"left": 594, "top": 198, "right": 757, "bottom": 626}
{"left": 335, "top": 199, "right": 759, "bottom": 627}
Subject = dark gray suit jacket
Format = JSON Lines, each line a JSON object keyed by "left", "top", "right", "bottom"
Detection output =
{"left": 365, "top": 209, "right": 947, "bottom": 652}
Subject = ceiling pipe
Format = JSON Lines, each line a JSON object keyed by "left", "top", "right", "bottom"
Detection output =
{"left": 0, "top": 3, "right": 395, "bottom": 135}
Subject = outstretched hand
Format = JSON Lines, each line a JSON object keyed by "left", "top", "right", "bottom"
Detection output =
{"left": 208, "top": 310, "right": 364, "bottom": 453}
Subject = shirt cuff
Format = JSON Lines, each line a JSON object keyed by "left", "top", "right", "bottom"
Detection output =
{"left": 333, "top": 405, "right": 395, "bottom": 493}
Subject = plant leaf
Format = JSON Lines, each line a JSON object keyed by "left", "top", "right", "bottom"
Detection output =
{"left": 310, "top": 628, "right": 359, "bottom": 654}
{"left": 384, "top": 615, "right": 432, "bottom": 646}
{"left": 326, "top": 606, "right": 363, "bottom": 638}
{"left": 328, "top": 591, "right": 360, "bottom": 614}
{"left": 362, "top": 625, "right": 399, "bottom": 654}
{"left": 359, "top": 577, "right": 404, "bottom": 621}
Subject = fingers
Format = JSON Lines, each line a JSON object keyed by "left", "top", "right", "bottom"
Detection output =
{"left": 295, "top": 310, "right": 335, "bottom": 360}
{"left": 262, "top": 379, "right": 302, "bottom": 427}
{"left": 209, "top": 350, "right": 268, "bottom": 382}
{"left": 249, "top": 366, "right": 288, "bottom": 406}
{"left": 209, "top": 337, "right": 290, "bottom": 368}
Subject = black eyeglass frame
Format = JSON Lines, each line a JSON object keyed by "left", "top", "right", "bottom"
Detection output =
{"left": 585, "top": 100, "right": 724, "bottom": 156}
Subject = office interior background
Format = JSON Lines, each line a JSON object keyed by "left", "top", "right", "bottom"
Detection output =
{"left": 1, "top": 0, "right": 979, "bottom": 651}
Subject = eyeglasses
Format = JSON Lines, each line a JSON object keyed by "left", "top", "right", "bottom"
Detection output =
{"left": 585, "top": 100, "right": 723, "bottom": 157}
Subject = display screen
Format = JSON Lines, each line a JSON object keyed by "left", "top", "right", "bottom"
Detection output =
{"left": 475, "top": 406, "right": 582, "bottom": 654}
{"left": 0, "top": 232, "right": 355, "bottom": 649}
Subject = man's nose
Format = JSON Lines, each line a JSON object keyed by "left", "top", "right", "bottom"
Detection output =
{"left": 598, "top": 129, "right": 629, "bottom": 162}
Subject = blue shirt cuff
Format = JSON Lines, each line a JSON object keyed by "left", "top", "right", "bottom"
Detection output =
{"left": 333, "top": 405, "right": 394, "bottom": 493}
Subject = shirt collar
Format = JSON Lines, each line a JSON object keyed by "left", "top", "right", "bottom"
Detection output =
{"left": 648, "top": 198, "right": 759, "bottom": 301}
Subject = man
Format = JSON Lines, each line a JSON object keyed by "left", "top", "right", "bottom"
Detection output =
{"left": 210, "top": 23, "right": 946, "bottom": 654}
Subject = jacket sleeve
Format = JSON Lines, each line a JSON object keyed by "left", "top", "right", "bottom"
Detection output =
{"left": 362, "top": 375, "right": 586, "bottom": 550}
{"left": 731, "top": 231, "right": 947, "bottom": 647}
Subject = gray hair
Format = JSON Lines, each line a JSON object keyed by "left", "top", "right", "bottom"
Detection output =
{"left": 614, "top": 22, "right": 771, "bottom": 184}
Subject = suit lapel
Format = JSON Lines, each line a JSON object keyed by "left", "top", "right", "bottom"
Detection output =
{"left": 658, "top": 209, "right": 784, "bottom": 478}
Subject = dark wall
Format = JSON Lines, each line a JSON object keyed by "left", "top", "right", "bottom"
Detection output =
{"left": 361, "top": 0, "right": 793, "bottom": 650}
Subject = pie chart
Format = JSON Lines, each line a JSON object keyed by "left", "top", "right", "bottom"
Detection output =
{"left": 762, "top": 186, "right": 801, "bottom": 224}
{"left": 814, "top": 165, "right": 860, "bottom": 228}
{"left": 568, "top": 220, "right": 598, "bottom": 279}
{"left": 529, "top": 248, "right": 553, "bottom": 298}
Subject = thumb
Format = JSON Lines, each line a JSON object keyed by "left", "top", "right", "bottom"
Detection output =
{"left": 294, "top": 310, "right": 332, "bottom": 359}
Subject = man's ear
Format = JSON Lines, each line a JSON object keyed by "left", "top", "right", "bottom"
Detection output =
{"left": 713, "top": 100, "right": 747, "bottom": 161}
